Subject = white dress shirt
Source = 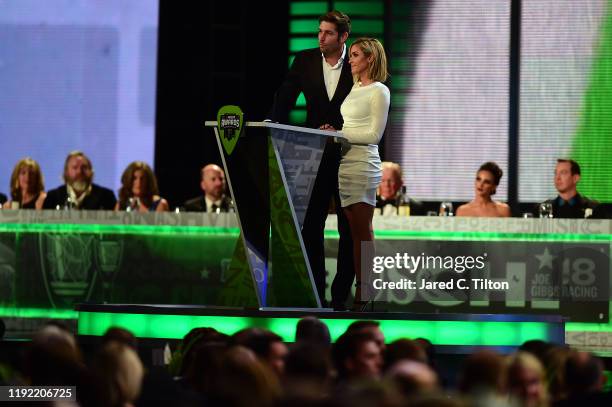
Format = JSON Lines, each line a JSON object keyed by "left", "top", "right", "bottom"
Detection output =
{"left": 322, "top": 44, "right": 347, "bottom": 101}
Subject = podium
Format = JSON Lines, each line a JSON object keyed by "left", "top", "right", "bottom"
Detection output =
{"left": 204, "top": 120, "right": 345, "bottom": 309}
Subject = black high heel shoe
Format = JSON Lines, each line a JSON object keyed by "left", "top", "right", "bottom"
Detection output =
{"left": 351, "top": 280, "right": 371, "bottom": 311}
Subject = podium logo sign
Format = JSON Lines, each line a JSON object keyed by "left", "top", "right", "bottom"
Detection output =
{"left": 217, "top": 105, "right": 244, "bottom": 155}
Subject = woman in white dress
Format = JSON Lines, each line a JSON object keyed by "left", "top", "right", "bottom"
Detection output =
{"left": 321, "top": 38, "right": 390, "bottom": 310}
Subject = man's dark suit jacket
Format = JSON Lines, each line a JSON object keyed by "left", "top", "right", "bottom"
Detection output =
{"left": 269, "top": 47, "right": 354, "bottom": 128}
{"left": 539, "top": 193, "right": 599, "bottom": 219}
{"left": 268, "top": 47, "right": 356, "bottom": 307}
{"left": 183, "top": 195, "right": 233, "bottom": 212}
{"left": 43, "top": 184, "right": 116, "bottom": 210}
{"left": 376, "top": 194, "right": 426, "bottom": 216}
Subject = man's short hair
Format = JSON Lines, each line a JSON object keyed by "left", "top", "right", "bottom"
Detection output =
{"left": 478, "top": 162, "right": 503, "bottom": 186}
{"left": 382, "top": 162, "right": 402, "bottom": 179}
{"left": 319, "top": 10, "right": 351, "bottom": 36}
{"left": 346, "top": 320, "right": 380, "bottom": 334}
{"left": 557, "top": 158, "right": 581, "bottom": 176}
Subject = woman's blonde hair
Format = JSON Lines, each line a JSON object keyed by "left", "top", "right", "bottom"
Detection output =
{"left": 351, "top": 37, "right": 389, "bottom": 83}
{"left": 10, "top": 157, "right": 45, "bottom": 201}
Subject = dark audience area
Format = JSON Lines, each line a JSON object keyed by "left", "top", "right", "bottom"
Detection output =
{"left": 0, "top": 318, "right": 610, "bottom": 407}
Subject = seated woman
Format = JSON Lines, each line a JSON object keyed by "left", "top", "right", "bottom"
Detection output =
{"left": 456, "top": 162, "right": 511, "bottom": 218}
{"left": 4, "top": 158, "right": 46, "bottom": 209}
{"left": 115, "top": 161, "right": 169, "bottom": 212}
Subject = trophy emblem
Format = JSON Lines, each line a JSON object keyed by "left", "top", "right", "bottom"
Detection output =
{"left": 39, "top": 233, "right": 96, "bottom": 308}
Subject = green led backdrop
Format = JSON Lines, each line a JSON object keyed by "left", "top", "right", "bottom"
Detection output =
{"left": 519, "top": 0, "right": 612, "bottom": 203}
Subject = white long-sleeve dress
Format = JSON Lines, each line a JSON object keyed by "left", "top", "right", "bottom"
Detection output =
{"left": 338, "top": 81, "right": 390, "bottom": 207}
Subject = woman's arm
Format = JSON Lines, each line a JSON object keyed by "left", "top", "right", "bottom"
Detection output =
{"left": 156, "top": 198, "right": 169, "bottom": 212}
{"left": 341, "top": 86, "right": 390, "bottom": 145}
{"left": 35, "top": 192, "right": 47, "bottom": 209}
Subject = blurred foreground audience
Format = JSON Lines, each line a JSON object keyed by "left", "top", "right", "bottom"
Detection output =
{"left": 0, "top": 316, "right": 610, "bottom": 406}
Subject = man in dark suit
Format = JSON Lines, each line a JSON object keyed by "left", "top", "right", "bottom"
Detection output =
{"left": 269, "top": 10, "right": 354, "bottom": 309}
{"left": 539, "top": 159, "right": 599, "bottom": 218}
{"left": 183, "top": 164, "right": 233, "bottom": 212}
{"left": 43, "top": 151, "right": 116, "bottom": 210}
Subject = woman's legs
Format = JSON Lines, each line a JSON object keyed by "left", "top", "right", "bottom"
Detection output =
{"left": 343, "top": 202, "right": 375, "bottom": 306}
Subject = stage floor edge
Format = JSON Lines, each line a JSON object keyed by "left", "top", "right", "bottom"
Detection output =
{"left": 75, "top": 304, "right": 564, "bottom": 352}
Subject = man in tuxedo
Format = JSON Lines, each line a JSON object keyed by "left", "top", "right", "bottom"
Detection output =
{"left": 539, "top": 159, "right": 599, "bottom": 218}
{"left": 183, "top": 164, "right": 233, "bottom": 212}
{"left": 376, "top": 162, "right": 425, "bottom": 216}
{"left": 269, "top": 10, "right": 354, "bottom": 309}
{"left": 43, "top": 151, "right": 116, "bottom": 210}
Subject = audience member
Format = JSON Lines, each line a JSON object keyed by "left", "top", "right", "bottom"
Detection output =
{"left": 232, "top": 327, "right": 288, "bottom": 377}
{"left": 385, "top": 360, "right": 438, "bottom": 398}
{"left": 346, "top": 320, "right": 385, "bottom": 351}
{"left": 169, "top": 326, "right": 228, "bottom": 377}
{"left": 43, "top": 151, "right": 116, "bottom": 210}
{"left": 4, "top": 158, "right": 46, "bottom": 209}
{"left": 376, "top": 161, "right": 425, "bottom": 216}
{"left": 458, "top": 350, "right": 507, "bottom": 401}
{"left": 507, "top": 351, "right": 548, "bottom": 407}
{"left": 543, "top": 345, "right": 571, "bottom": 403}
{"left": 116, "top": 161, "right": 169, "bottom": 212}
{"left": 283, "top": 342, "right": 333, "bottom": 400}
{"left": 384, "top": 339, "right": 428, "bottom": 370}
{"left": 295, "top": 316, "right": 331, "bottom": 348}
{"left": 539, "top": 159, "right": 599, "bottom": 218}
{"left": 208, "top": 346, "right": 281, "bottom": 407}
{"left": 102, "top": 326, "right": 138, "bottom": 350}
{"left": 93, "top": 341, "right": 144, "bottom": 407}
{"left": 553, "top": 350, "right": 608, "bottom": 406}
{"left": 183, "top": 164, "right": 233, "bottom": 212}
{"left": 24, "top": 324, "right": 96, "bottom": 405}
{"left": 456, "top": 162, "right": 510, "bottom": 217}
{"left": 333, "top": 331, "right": 383, "bottom": 382}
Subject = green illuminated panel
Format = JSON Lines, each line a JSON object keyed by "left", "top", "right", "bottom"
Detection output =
{"left": 566, "top": 322, "right": 612, "bottom": 333}
{"left": 0, "top": 307, "right": 78, "bottom": 319}
{"left": 351, "top": 19, "right": 384, "bottom": 35}
{"left": 290, "top": 19, "right": 318, "bottom": 34}
{"left": 0, "top": 223, "right": 240, "bottom": 236}
{"left": 290, "top": 2, "right": 328, "bottom": 16}
{"left": 77, "top": 311, "right": 556, "bottom": 346}
{"left": 324, "top": 229, "right": 612, "bottom": 242}
{"left": 335, "top": 1, "right": 384, "bottom": 16}
{"left": 290, "top": 37, "right": 319, "bottom": 52}
{"left": 288, "top": 55, "right": 295, "bottom": 67}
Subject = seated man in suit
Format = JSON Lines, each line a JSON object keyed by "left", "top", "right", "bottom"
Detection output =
{"left": 540, "top": 159, "right": 599, "bottom": 218}
{"left": 43, "top": 151, "right": 116, "bottom": 210}
{"left": 376, "top": 161, "right": 424, "bottom": 216}
{"left": 183, "top": 164, "right": 233, "bottom": 212}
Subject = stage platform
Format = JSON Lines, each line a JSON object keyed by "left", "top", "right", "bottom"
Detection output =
{"left": 75, "top": 304, "right": 565, "bottom": 354}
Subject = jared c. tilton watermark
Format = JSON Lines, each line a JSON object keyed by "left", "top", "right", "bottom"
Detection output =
{"left": 370, "top": 252, "right": 510, "bottom": 291}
